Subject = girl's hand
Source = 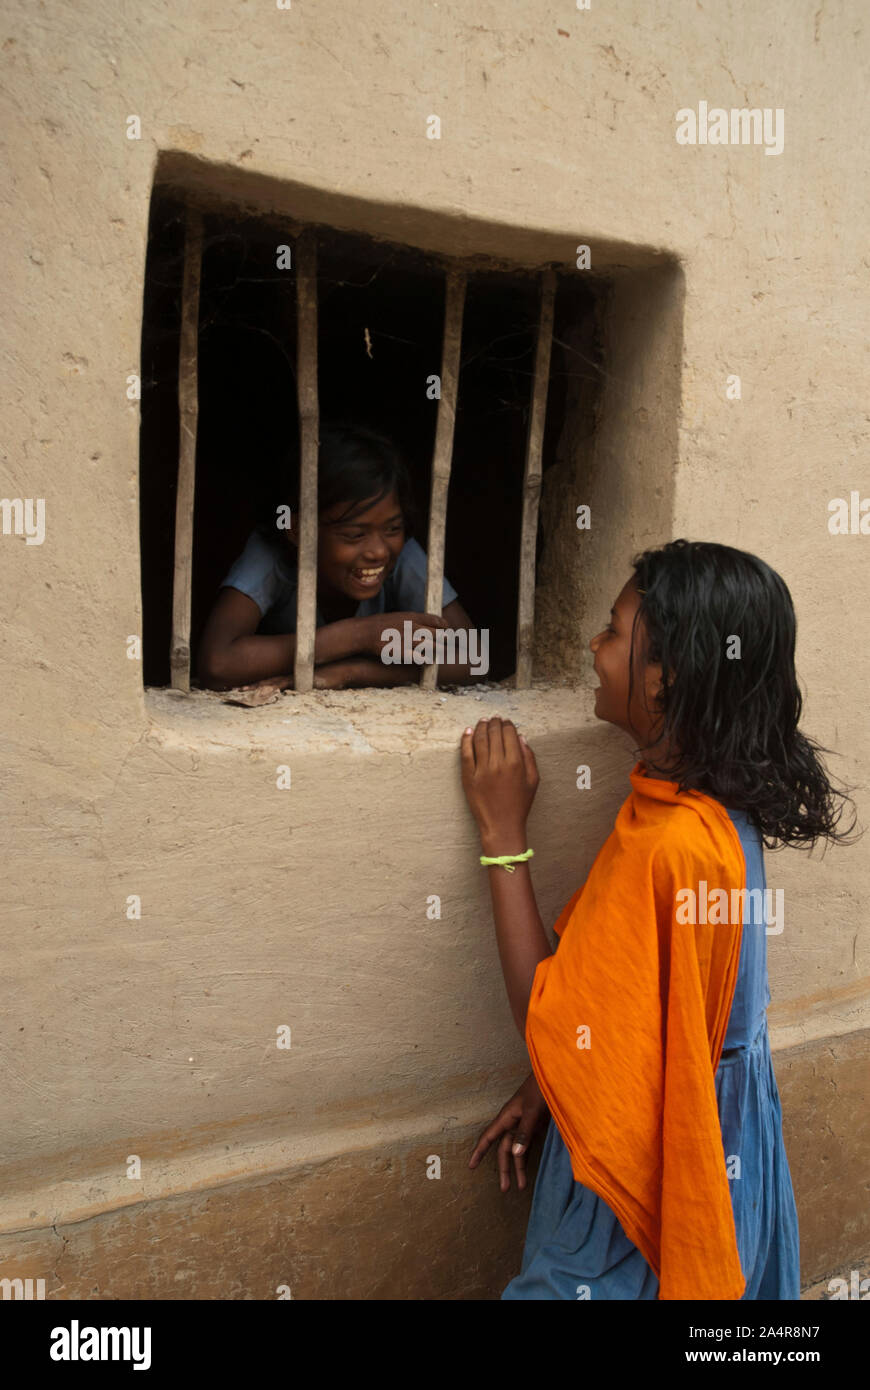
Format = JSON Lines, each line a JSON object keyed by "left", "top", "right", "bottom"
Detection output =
{"left": 460, "top": 717, "right": 539, "bottom": 844}
{"left": 366, "top": 611, "right": 448, "bottom": 660}
{"left": 313, "top": 662, "right": 351, "bottom": 689}
{"left": 227, "top": 675, "right": 294, "bottom": 705}
{"left": 314, "top": 659, "right": 420, "bottom": 689}
{"left": 236, "top": 676, "right": 294, "bottom": 693}
{"left": 468, "top": 1072, "right": 550, "bottom": 1192}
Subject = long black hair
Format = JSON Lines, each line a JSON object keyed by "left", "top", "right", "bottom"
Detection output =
{"left": 626, "top": 539, "right": 860, "bottom": 852}
{"left": 254, "top": 421, "right": 420, "bottom": 547}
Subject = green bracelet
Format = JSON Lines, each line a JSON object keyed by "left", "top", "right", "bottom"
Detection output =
{"left": 479, "top": 848, "right": 534, "bottom": 873}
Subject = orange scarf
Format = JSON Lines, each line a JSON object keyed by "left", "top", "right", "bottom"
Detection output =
{"left": 525, "top": 762, "right": 746, "bottom": 1300}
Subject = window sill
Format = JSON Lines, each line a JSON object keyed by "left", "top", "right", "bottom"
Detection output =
{"left": 143, "top": 679, "right": 596, "bottom": 754}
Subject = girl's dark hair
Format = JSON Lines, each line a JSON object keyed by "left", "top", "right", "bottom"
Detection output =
{"left": 627, "top": 538, "right": 860, "bottom": 852}
{"left": 255, "top": 421, "right": 420, "bottom": 543}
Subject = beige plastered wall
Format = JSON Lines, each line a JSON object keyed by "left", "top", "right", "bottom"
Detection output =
{"left": 1, "top": 0, "right": 867, "bottom": 1298}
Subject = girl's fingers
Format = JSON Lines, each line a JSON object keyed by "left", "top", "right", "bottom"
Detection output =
{"left": 461, "top": 725, "right": 484, "bottom": 778}
{"left": 520, "top": 735, "right": 538, "bottom": 778}
{"left": 494, "top": 718, "right": 533, "bottom": 780}
{"left": 470, "top": 1118, "right": 531, "bottom": 1190}
{"left": 469, "top": 1099, "right": 524, "bottom": 1170}
{"left": 472, "top": 719, "right": 490, "bottom": 762}
{"left": 497, "top": 1131, "right": 515, "bottom": 1191}
{"left": 501, "top": 718, "right": 522, "bottom": 756}
{"left": 462, "top": 717, "right": 534, "bottom": 769}
{"left": 499, "top": 719, "right": 538, "bottom": 785}
{"left": 513, "top": 1146, "right": 528, "bottom": 1190}
{"left": 468, "top": 1115, "right": 506, "bottom": 1167}
{"left": 496, "top": 1128, "right": 529, "bottom": 1191}
{"left": 487, "top": 716, "right": 505, "bottom": 766}
{"left": 467, "top": 1137, "right": 486, "bottom": 1167}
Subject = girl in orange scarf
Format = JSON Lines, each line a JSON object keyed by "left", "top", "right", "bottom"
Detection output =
{"left": 461, "top": 540, "right": 857, "bottom": 1299}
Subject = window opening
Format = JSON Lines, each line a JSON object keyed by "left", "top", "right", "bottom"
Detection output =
{"left": 139, "top": 192, "right": 602, "bottom": 694}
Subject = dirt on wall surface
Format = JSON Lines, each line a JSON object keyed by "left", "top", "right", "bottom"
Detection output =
{"left": 1, "top": 0, "right": 868, "bottom": 1298}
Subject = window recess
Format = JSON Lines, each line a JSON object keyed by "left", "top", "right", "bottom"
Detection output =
{"left": 139, "top": 192, "right": 604, "bottom": 694}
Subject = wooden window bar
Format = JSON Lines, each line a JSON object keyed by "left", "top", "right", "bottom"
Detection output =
{"left": 515, "top": 267, "right": 556, "bottom": 689}
{"left": 420, "top": 267, "right": 466, "bottom": 691}
{"left": 170, "top": 205, "right": 203, "bottom": 692}
{"left": 293, "top": 227, "right": 319, "bottom": 694}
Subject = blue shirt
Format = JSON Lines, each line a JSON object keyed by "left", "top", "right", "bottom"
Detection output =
{"left": 220, "top": 529, "right": 459, "bottom": 635}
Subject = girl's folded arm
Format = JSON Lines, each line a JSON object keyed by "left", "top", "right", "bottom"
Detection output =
{"left": 318, "top": 657, "right": 421, "bottom": 688}
{"left": 197, "top": 590, "right": 377, "bottom": 689}
{"left": 196, "top": 588, "right": 295, "bottom": 689}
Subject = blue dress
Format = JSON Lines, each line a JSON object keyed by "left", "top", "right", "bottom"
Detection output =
{"left": 501, "top": 807, "right": 801, "bottom": 1300}
{"left": 220, "top": 531, "right": 458, "bottom": 634}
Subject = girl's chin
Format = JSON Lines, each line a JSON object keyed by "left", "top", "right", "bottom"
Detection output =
{"left": 592, "top": 687, "right": 615, "bottom": 724}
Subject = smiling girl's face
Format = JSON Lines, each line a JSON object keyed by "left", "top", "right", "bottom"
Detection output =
{"left": 287, "top": 489, "right": 406, "bottom": 606}
{"left": 589, "top": 577, "right": 665, "bottom": 746}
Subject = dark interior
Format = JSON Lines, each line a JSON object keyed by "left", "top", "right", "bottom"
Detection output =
{"left": 138, "top": 193, "right": 602, "bottom": 688}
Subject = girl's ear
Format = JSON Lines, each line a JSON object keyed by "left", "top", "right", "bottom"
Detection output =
{"left": 274, "top": 512, "right": 297, "bottom": 556}
{"left": 644, "top": 660, "right": 664, "bottom": 710}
